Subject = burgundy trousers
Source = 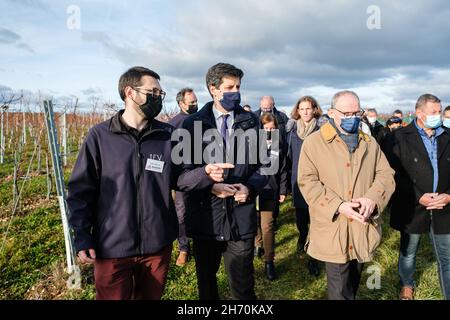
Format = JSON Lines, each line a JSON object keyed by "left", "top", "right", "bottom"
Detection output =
{"left": 94, "top": 244, "right": 172, "bottom": 300}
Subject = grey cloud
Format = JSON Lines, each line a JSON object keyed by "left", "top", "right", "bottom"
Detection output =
{"left": 6, "top": 0, "right": 50, "bottom": 11}
{"left": 78, "top": 0, "right": 450, "bottom": 112}
{"left": 0, "top": 27, "right": 34, "bottom": 53}
{"left": 15, "top": 43, "right": 34, "bottom": 53}
{"left": 180, "top": 1, "right": 450, "bottom": 75}
{"left": 0, "top": 85, "right": 13, "bottom": 93}
{"left": 81, "top": 31, "right": 112, "bottom": 48}
{"left": 81, "top": 87, "right": 102, "bottom": 96}
{"left": 0, "top": 28, "right": 21, "bottom": 43}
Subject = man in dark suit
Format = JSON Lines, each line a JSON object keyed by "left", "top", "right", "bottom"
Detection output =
{"left": 177, "top": 63, "right": 268, "bottom": 300}
{"left": 384, "top": 93, "right": 450, "bottom": 300}
{"left": 168, "top": 88, "right": 199, "bottom": 267}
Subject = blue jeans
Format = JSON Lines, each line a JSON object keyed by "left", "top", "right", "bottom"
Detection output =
{"left": 398, "top": 226, "right": 450, "bottom": 299}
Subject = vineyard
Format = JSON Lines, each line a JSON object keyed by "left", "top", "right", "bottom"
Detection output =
{"left": 0, "top": 94, "right": 443, "bottom": 300}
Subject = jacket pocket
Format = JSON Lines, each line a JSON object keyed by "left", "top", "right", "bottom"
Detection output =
{"left": 366, "top": 223, "right": 382, "bottom": 257}
{"left": 310, "top": 219, "right": 345, "bottom": 257}
{"left": 233, "top": 203, "right": 257, "bottom": 236}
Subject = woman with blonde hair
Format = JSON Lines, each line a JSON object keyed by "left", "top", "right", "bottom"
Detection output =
{"left": 287, "top": 95, "right": 325, "bottom": 277}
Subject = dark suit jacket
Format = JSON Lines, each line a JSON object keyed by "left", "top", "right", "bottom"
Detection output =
{"left": 384, "top": 123, "right": 450, "bottom": 234}
{"left": 177, "top": 102, "right": 268, "bottom": 241}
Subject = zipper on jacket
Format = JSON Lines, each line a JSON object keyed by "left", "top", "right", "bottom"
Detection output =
{"left": 135, "top": 141, "right": 144, "bottom": 255}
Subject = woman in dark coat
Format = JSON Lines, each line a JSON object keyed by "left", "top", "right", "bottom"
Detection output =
{"left": 287, "top": 96, "right": 326, "bottom": 276}
{"left": 254, "top": 112, "right": 289, "bottom": 280}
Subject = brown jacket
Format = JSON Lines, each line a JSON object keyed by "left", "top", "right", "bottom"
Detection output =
{"left": 298, "top": 122, "right": 395, "bottom": 263}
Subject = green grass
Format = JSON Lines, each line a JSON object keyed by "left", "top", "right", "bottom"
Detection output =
{"left": 0, "top": 192, "right": 444, "bottom": 300}
{"left": 0, "top": 143, "right": 444, "bottom": 300}
{"left": 0, "top": 203, "right": 64, "bottom": 299}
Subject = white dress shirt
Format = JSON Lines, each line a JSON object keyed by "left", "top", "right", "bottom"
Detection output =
{"left": 212, "top": 105, "right": 234, "bottom": 136}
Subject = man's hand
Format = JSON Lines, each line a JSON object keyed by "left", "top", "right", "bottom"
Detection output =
{"left": 419, "top": 193, "right": 439, "bottom": 208}
{"left": 77, "top": 249, "right": 96, "bottom": 264}
{"left": 279, "top": 195, "right": 286, "bottom": 203}
{"left": 338, "top": 201, "right": 366, "bottom": 224}
{"left": 233, "top": 183, "right": 250, "bottom": 203}
{"left": 211, "top": 183, "right": 237, "bottom": 198}
{"left": 351, "top": 197, "right": 376, "bottom": 220}
{"left": 425, "top": 193, "right": 450, "bottom": 210}
{"left": 205, "top": 163, "right": 235, "bottom": 182}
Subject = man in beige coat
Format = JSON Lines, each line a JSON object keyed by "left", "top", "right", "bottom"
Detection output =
{"left": 298, "top": 90, "right": 395, "bottom": 300}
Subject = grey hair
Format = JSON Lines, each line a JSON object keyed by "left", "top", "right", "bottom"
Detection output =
{"left": 415, "top": 93, "right": 441, "bottom": 110}
{"left": 366, "top": 108, "right": 377, "bottom": 114}
{"left": 176, "top": 87, "right": 194, "bottom": 105}
{"left": 259, "top": 95, "right": 275, "bottom": 105}
{"left": 330, "top": 90, "right": 360, "bottom": 109}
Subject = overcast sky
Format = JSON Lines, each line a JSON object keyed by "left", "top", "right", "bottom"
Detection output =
{"left": 1, "top": 0, "right": 450, "bottom": 114}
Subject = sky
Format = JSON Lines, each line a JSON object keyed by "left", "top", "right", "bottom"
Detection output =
{"left": 1, "top": 0, "right": 450, "bottom": 114}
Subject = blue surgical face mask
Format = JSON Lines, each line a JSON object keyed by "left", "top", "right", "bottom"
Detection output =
{"left": 219, "top": 92, "right": 241, "bottom": 111}
{"left": 443, "top": 118, "right": 450, "bottom": 129}
{"left": 340, "top": 116, "right": 361, "bottom": 134}
{"left": 423, "top": 114, "right": 442, "bottom": 129}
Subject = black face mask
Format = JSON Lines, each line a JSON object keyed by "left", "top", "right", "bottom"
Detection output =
{"left": 186, "top": 104, "right": 198, "bottom": 114}
{"left": 137, "top": 94, "right": 163, "bottom": 120}
{"left": 266, "top": 131, "right": 272, "bottom": 140}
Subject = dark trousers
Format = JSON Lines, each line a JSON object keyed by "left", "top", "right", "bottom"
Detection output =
{"left": 193, "top": 238, "right": 256, "bottom": 300}
{"left": 174, "top": 191, "right": 190, "bottom": 252}
{"left": 93, "top": 244, "right": 172, "bottom": 300}
{"left": 325, "top": 260, "right": 364, "bottom": 300}
{"left": 295, "top": 207, "right": 310, "bottom": 250}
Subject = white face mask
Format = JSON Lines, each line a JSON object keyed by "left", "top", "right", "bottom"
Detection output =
{"left": 367, "top": 116, "right": 377, "bottom": 124}
{"left": 422, "top": 114, "right": 442, "bottom": 129}
{"left": 444, "top": 118, "right": 450, "bottom": 128}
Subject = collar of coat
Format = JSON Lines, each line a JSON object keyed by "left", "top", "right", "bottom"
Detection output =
{"left": 396, "top": 121, "right": 450, "bottom": 161}
{"left": 192, "top": 101, "right": 258, "bottom": 130}
{"left": 109, "top": 109, "right": 173, "bottom": 136}
{"left": 403, "top": 120, "right": 446, "bottom": 137}
{"left": 320, "top": 121, "right": 371, "bottom": 144}
{"left": 255, "top": 106, "right": 282, "bottom": 116}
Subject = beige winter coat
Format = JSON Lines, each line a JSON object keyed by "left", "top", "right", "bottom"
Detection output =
{"left": 298, "top": 122, "right": 395, "bottom": 263}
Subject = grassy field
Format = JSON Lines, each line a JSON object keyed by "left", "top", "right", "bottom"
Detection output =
{"left": 0, "top": 135, "right": 444, "bottom": 300}
{"left": 0, "top": 169, "right": 444, "bottom": 300}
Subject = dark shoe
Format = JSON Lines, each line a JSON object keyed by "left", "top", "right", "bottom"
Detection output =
{"left": 254, "top": 246, "right": 265, "bottom": 258}
{"left": 265, "top": 262, "right": 277, "bottom": 281}
{"left": 296, "top": 238, "right": 306, "bottom": 254}
{"left": 307, "top": 258, "right": 320, "bottom": 277}
{"left": 273, "top": 220, "right": 279, "bottom": 231}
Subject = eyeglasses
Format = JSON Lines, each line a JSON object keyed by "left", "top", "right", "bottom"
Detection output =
{"left": 134, "top": 87, "right": 166, "bottom": 101}
{"left": 389, "top": 117, "right": 402, "bottom": 124}
{"left": 333, "top": 107, "right": 365, "bottom": 118}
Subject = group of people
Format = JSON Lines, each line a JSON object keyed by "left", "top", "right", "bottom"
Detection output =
{"left": 67, "top": 62, "right": 450, "bottom": 300}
